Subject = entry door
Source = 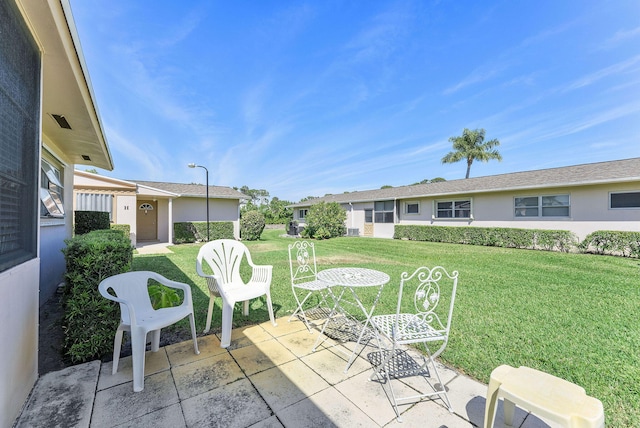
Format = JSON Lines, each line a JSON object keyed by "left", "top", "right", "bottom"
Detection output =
{"left": 137, "top": 200, "right": 157, "bottom": 240}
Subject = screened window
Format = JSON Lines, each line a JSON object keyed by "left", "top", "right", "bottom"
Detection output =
{"left": 515, "top": 195, "right": 570, "bottom": 217}
{"left": 298, "top": 209, "right": 308, "bottom": 219}
{"left": 40, "top": 157, "right": 64, "bottom": 218}
{"left": 374, "top": 201, "right": 394, "bottom": 223}
{"left": 405, "top": 201, "right": 420, "bottom": 214}
{"left": 0, "top": 0, "right": 41, "bottom": 273}
{"left": 610, "top": 192, "right": 640, "bottom": 209}
{"left": 76, "top": 193, "right": 114, "bottom": 220}
{"left": 436, "top": 200, "right": 471, "bottom": 218}
{"left": 364, "top": 209, "right": 373, "bottom": 223}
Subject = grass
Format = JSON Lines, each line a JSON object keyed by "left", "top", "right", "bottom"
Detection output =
{"left": 133, "top": 229, "right": 640, "bottom": 427}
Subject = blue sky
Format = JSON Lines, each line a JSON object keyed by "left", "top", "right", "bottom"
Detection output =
{"left": 71, "top": 1, "right": 640, "bottom": 202}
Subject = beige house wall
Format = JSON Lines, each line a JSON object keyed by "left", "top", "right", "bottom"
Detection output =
{"left": 397, "top": 183, "right": 640, "bottom": 241}
{"left": 173, "top": 198, "right": 241, "bottom": 238}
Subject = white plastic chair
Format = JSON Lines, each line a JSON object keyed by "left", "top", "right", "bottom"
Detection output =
{"left": 98, "top": 271, "right": 200, "bottom": 392}
{"left": 287, "top": 240, "right": 332, "bottom": 332}
{"left": 196, "top": 239, "right": 276, "bottom": 347}
{"left": 369, "top": 266, "right": 458, "bottom": 421}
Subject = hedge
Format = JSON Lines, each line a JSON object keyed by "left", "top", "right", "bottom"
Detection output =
{"left": 61, "top": 229, "right": 133, "bottom": 363}
{"left": 74, "top": 211, "right": 110, "bottom": 235}
{"left": 394, "top": 225, "right": 578, "bottom": 252}
{"left": 579, "top": 230, "right": 640, "bottom": 258}
{"left": 173, "top": 221, "right": 234, "bottom": 243}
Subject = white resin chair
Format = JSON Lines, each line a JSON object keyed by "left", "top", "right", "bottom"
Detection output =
{"left": 287, "top": 240, "right": 332, "bottom": 332}
{"left": 99, "top": 271, "right": 200, "bottom": 392}
{"left": 369, "top": 266, "right": 458, "bottom": 421}
{"left": 197, "top": 239, "right": 276, "bottom": 347}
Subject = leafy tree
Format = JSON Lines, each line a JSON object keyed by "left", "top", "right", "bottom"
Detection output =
{"left": 412, "top": 177, "right": 447, "bottom": 185}
{"left": 381, "top": 185, "right": 393, "bottom": 189}
{"left": 441, "top": 128, "right": 502, "bottom": 178}
{"left": 235, "top": 185, "right": 270, "bottom": 205}
{"left": 301, "top": 202, "right": 347, "bottom": 240}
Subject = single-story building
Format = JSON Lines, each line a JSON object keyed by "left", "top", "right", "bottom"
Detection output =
{"left": 1, "top": 1, "right": 114, "bottom": 425}
{"left": 291, "top": 158, "right": 640, "bottom": 241}
{"left": 73, "top": 172, "right": 249, "bottom": 245}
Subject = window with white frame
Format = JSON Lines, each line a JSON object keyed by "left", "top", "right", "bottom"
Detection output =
{"left": 0, "top": 0, "right": 40, "bottom": 273}
{"left": 514, "top": 194, "right": 570, "bottom": 217}
{"left": 404, "top": 201, "right": 420, "bottom": 215}
{"left": 374, "top": 201, "right": 394, "bottom": 223}
{"left": 40, "top": 155, "right": 65, "bottom": 218}
{"left": 298, "top": 209, "right": 308, "bottom": 219}
{"left": 435, "top": 199, "right": 471, "bottom": 218}
{"left": 610, "top": 191, "right": 640, "bottom": 209}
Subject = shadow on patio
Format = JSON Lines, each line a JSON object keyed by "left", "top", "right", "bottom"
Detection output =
{"left": 17, "top": 316, "right": 512, "bottom": 427}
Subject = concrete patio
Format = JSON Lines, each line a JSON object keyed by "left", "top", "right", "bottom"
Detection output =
{"left": 16, "top": 317, "right": 549, "bottom": 428}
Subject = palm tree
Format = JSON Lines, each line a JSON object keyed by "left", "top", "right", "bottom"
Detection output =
{"left": 441, "top": 128, "right": 502, "bottom": 178}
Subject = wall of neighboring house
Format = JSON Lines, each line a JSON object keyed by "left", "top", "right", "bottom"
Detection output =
{"left": 397, "top": 183, "right": 640, "bottom": 241}
{"left": 115, "top": 194, "right": 138, "bottom": 245}
{"left": 295, "top": 182, "right": 639, "bottom": 242}
{"left": 173, "top": 198, "right": 241, "bottom": 238}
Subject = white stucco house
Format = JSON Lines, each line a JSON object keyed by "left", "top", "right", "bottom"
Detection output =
{"left": 291, "top": 158, "right": 640, "bottom": 241}
{"left": 73, "top": 171, "right": 249, "bottom": 245}
{"left": 0, "top": 1, "right": 114, "bottom": 425}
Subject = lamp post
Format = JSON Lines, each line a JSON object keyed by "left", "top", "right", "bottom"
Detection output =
{"left": 188, "top": 163, "right": 209, "bottom": 241}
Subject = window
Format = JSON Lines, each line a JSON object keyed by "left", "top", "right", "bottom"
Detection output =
{"left": 435, "top": 199, "right": 471, "bottom": 218}
{"left": 515, "top": 194, "right": 570, "bottom": 217}
{"left": 364, "top": 209, "right": 373, "bottom": 223}
{"left": 299, "top": 209, "right": 308, "bottom": 219}
{"left": 610, "top": 191, "right": 640, "bottom": 209}
{"left": 0, "top": 0, "right": 41, "bottom": 273}
{"left": 40, "top": 156, "right": 64, "bottom": 218}
{"left": 374, "top": 201, "right": 394, "bottom": 223}
{"left": 405, "top": 201, "right": 420, "bottom": 215}
{"left": 76, "top": 193, "right": 114, "bottom": 220}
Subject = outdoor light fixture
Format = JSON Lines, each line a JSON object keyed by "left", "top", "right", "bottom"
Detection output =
{"left": 188, "top": 163, "right": 210, "bottom": 241}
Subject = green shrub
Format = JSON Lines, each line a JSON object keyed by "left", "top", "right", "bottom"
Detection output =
{"left": 301, "top": 202, "right": 346, "bottom": 239}
{"left": 241, "top": 210, "right": 266, "bottom": 241}
{"left": 61, "top": 229, "right": 133, "bottom": 363}
{"left": 394, "top": 225, "right": 578, "bottom": 253}
{"left": 173, "top": 221, "right": 234, "bottom": 243}
{"left": 110, "top": 223, "right": 130, "bottom": 238}
{"left": 580, "top": 230, "right": 640, "bottom": 257}
{"left": 74, "top": 211, "right": 110, "bottom": 235}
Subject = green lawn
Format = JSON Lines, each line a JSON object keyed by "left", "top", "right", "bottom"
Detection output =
{"left": 133, "top": 229, "right": 639, "bottom": 427}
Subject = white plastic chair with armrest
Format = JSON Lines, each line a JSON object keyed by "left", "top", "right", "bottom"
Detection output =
{"left": 287, "top": 240, "right": 333, "bottom": 332}
{"left": 369, "top": 266, "right": 458, "bottom": 421}
{"left": 98, "top": 271, "right": 200, "bottom": 392}
{"left": 196, "top": 239, "right": 276, "bottom": 347}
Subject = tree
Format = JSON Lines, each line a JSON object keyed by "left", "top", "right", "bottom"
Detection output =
{"left": 441, "top": 128, "right": 502, "bottom": 179}
{"left": 301, "top": 202, "right": 346, "bottom": 239}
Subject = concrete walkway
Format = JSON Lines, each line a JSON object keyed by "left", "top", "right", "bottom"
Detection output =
{"left": 16, "top": 317, "right": 548, "bottom": 428}
{"left": 135, "top": 241, "right": 173, "bottom": 255}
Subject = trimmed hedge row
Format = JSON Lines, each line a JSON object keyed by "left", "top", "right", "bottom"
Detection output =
{"left": 173, "top": 221, "right": 234, "bottom": 243}
{"left": 110, "top": 223, "right": 130, "bottom": 237}
{"left": 394, "top": 225, "right": 579, "bottom": 253}
{"left": 74, "top": 210, "right": 110, "bottom": 235}
{"left": 61, "top": 229, "right": 133, "bottom": 363}
{"left": 394, "top": 225, "right": 640, "bottom": 257}
{"left": 579, "top": 230, "right": 640, "bottom": 257}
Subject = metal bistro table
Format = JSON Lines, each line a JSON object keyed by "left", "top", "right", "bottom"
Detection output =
{"left": 312, "top": 267, "right": 390, "bottom": 373}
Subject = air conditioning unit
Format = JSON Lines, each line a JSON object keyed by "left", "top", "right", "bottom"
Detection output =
{"left": 347, "top": 228, "right": 359, "bottom": 236}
